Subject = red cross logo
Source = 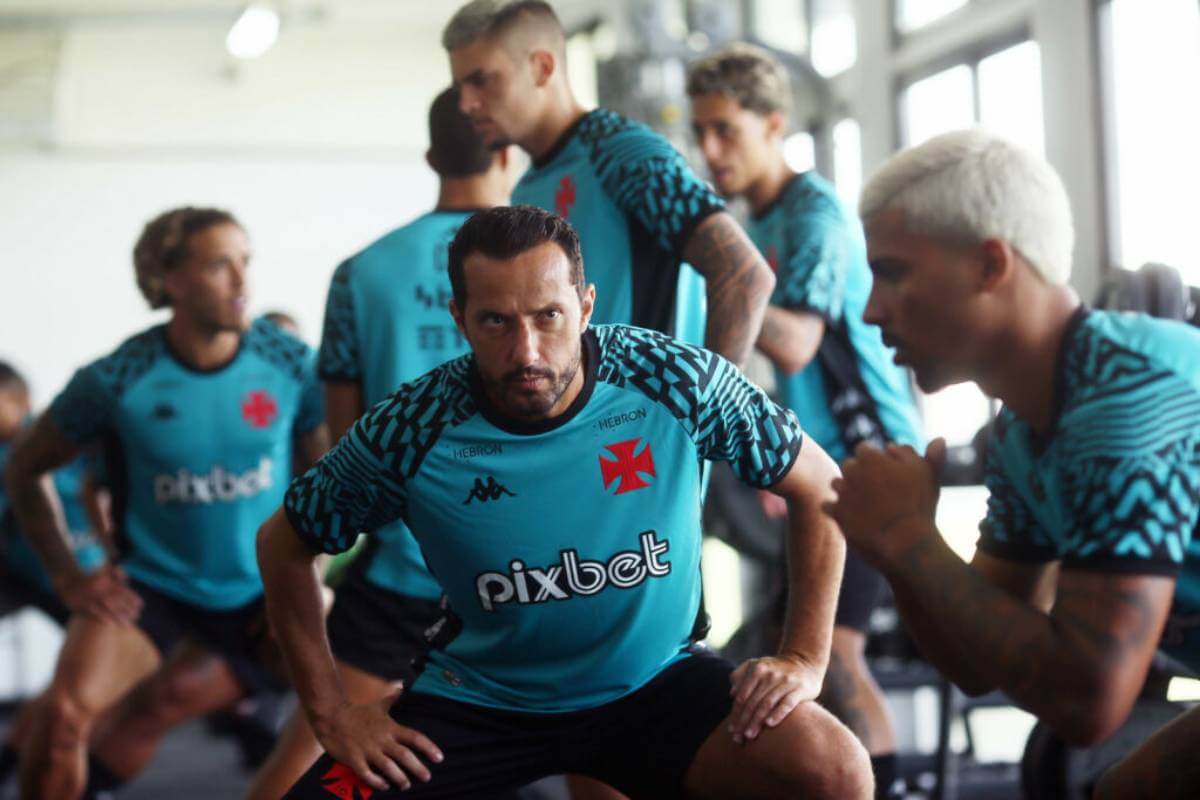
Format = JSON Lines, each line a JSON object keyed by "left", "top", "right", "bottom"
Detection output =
{"left": 241, "top": 390, "right": 278, "bottom": 429}
{"left": 320, "top": 762, "right": 374, "bottom": 799}
{"left": 555, "top": 175, "right": 577, "bottom": 218}
{"left": 599, "top": 438, "right": 656, "bottom": 495}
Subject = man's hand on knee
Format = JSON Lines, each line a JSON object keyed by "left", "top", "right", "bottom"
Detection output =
{"left": 728, "top": 654, "right": 824, "bottom": 744}
{"left": 311, "top": 692, "right": 443, "bottom": 793}
{"left": 57, "top": 564, "right": 143, "bottom": 624}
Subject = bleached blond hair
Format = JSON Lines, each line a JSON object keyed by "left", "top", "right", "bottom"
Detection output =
{"left": 860, "top": 129, "right": 1074, "bottom": 284}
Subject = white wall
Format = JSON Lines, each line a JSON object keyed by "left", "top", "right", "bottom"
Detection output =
{"left": 0, "top": 152, "right": 438, "bottom": 403}
{"left": 0, "top": 15, "right": 452, "bottom": 405}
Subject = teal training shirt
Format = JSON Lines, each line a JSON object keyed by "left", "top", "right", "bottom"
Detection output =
{"left": 285, "top": 324, "right": 803, "bottom": 711}
{"left": 747, "top": 171, "right": 923, "bottom": 461}
{"left": 979, "top": 309, "right": 1200, "bottom": 673}
{"left": 513, "top": 109, "right": 724, "bottom": 343}
{"left": 48, "top": 319, "right": 323, "bottom": 609}
{"left": 316, "top": 210, "right": 483, "bottom": 600}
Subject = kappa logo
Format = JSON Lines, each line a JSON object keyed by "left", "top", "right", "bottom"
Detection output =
{"left": 555, "top": 174, "right": 577, "bottom": 218}
{"left": 599, "top": 438, "right": 656, "bottom": 495}
{"left": 476, "top": 530, "right": 671, "bottom": 612}
{"left": 320, "top": 762, "right": 374, "bottom": 799}
{"left": 241, "top": 390, "right": 278, "bottom": 429}
{"left": 463, "top": 476, "right": 516, "bottom": 505}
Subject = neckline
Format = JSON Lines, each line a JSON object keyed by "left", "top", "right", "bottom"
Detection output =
{"left": 1027, "top": 304, "right": 1090, "bottom": 452}
{"left": 469, "top": 329, "right": 599, "bottom": 436}
{"left": 162, "top": 324, "right": 244, "bottom": 375}
{"left": 750, "top": 171, "right": 806, "bottom": 222}
{"left": 530, "top": 110, "right": 597, "bottom": 169}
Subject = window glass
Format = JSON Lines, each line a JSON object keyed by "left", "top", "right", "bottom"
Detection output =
{"left": 566, "top": 31, "right": 599, "bottom": 111}
{"left": 811, "top": 0, "right": 857, "bottom": 77}
{"left": 752, "top": 0, "right": 809, "bottom": 54}
{"left": 783, "top": 130, "right": 816, "bottom": 173}
{"left": 896, "top": 0, "right": 969, "bottom": 34}
{"left": 901, "top": 63, "right": 973, "bottom": 146}
{"left": 832, "top": 117, "right": 862, "bottom": 206}
{"left": 978, "top": 40, "right": 1044, "bottom": 156}
{"left": 1103, "top": 0, "right": 1200, "bottom": 282}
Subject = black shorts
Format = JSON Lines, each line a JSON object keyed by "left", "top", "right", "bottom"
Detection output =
{"left": 131, "top": 580, "right": 284, "bottom": 695}
{"left": 285, "top": 649, "right": 735, "bottom": 800}
{"left": 833, "top": 547, "right": 887, "bottom": 634}
{"left": 327, "top": 572, "right": 448, "bottom": 686}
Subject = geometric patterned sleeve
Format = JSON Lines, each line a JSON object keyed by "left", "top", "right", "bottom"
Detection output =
{"left": 976, "top": 432, "right": 1057, "bottom": 562}
{"left": 283, "top": 400, "right": 408, "bottom": 554}
{"left": 317, "top": 259, "right": 361, "bottom": 383}
{"left": 47, "top": 361, "right": 118, "bottom": 445}
{"left": 282, "top": 361, "right": 471, "bottom": 554}
{"left": 596, "top": 325, "right": 803, "bottom": 488}
{"left": 1058, "top": 444, "right": 1200, "bottom": 576}
{"left": 1052, "top": 323, "right": 1200, "bottom": 575}
{"left": 583, "top": 110, "right": 725, "bottom": 257}
{"left": 773, "top": 194, "right": 850, "bottom": 323}
{"left": 46, "top": 328, "right": 163, "bottom": 445}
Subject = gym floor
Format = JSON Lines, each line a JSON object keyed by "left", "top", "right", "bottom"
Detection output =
{"left": 0, "top": 717, "right": 249, "bottom": 799}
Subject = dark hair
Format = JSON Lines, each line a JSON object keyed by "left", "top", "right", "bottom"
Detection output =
{"left": 261, "top": 310, "right": 299, "bottom": 332}
{"left": 429, "top": 87, "right": 494, "bottom": 178}
{"left": 134, "top": 206, "right": 241, "bottom": 309}
{"left": 686, "top": 43, "right": 792, "bottom": 115}
{"left": 0, "top": 360, "right": 27, "bottom": 392}
{"left": 447, "top": 205, "right": 584, "bottom": 311}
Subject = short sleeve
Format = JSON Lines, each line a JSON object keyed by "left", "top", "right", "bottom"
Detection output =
{"left": 587, "top": 113, "right": 725, "bottom": 256}
{"left": 976, "top": 439, "right": 1057, "bottom": 562}
{"left": 1059, "top": 448, "right": 1200, "bottom": 576}
{"left": 283, "top": 406, "right": 408, "bottom": 555}
{"left": 47, "top": 363, "right": 118, "bottom": 445}
{"left": 692, "top": 351, "right": 804, "bottom": 488}
{"left": 772, "top": 200, "right": 851, "bottom": 322}
{"left": 292, "top": 354, "right": 325, "bottom": 436}
{"left": 317, "top": 259, "right": 361, "bottom": 383}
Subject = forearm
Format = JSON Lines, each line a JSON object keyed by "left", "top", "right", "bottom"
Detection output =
{"left": 257, "top": 515, "right": 347, "bottom": 727}
{"left": 756, "top": 306, "right": 823, "bottom": 375}
{"left": 778, "top": 501, "right": 843, "bottom": 671}
{"left": 683, "top": 213, "right": 775, "bottom": 367}
{"left": 885, "top": 525, "right": 1127, "bottom": 731}
{"left": 888, "top": 573, "right": 994, "bottom": 695}
{"left": 81, "top": 478, "right": 118, "bottom": 561}
{"left": 7, "top": 469, "right": 83, "bottom": 586}
{"left": 324, "top": 383, "right": 364, "bottom": 444}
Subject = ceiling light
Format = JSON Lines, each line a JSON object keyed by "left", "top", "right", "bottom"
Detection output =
{"left": 226, "top": 3, "right": 280, "bottom": 60}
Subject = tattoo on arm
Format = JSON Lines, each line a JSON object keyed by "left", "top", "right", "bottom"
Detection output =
{"left": 893, "top": 535, "right": 1170, "bottom": 732}
{"left": 683, "top": 213, "right": 774, "bottom": 367}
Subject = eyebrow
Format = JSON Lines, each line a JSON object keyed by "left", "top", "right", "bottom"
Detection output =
{"left": 456, "top": 69, "right": 486, "bottom": 86}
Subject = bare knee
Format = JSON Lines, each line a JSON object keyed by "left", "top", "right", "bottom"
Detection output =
{"left": 775, "top": 703, "right": 874, "bottom": 799}
{"left": 139, "top": 668, "right": 216, "bottom": 724}
{"left": 44, "top": 689, "right": 92, "bottom": 752}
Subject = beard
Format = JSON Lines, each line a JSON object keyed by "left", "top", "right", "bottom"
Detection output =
{"left": 485, "top": 351, "right": 581, "bottom": 420}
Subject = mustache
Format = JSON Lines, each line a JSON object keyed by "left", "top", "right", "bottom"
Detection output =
{"left": 503, "top": 367, "right": 555, "bottom": 383}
